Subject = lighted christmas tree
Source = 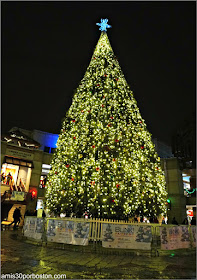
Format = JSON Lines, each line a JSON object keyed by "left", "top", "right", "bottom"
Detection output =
{"left": 45, "top": 19, "right": 167, "bottom": 219}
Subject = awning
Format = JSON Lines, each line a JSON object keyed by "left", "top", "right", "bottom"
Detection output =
{"left": 3, "top": 156, "right": 34, "bottom": 168}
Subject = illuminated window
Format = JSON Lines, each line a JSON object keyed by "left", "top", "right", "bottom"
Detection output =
{"left": 39, "top": 164, "right": 51, "bottom": 189}
{"left": 182, "top": 173, "right": 191, "bottom": 196}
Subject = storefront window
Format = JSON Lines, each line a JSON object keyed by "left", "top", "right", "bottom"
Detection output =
{"left": 1, "top": 161, "right": 32, "bottom": 203}
{"left": 1, "top": 163, "right": 19, "bottom": 186}
{"left": 1, "top": 162, "right": 31, "bottom": 193}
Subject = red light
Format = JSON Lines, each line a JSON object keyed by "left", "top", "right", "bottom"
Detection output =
{"left": 31, "top": 190, "right": 37, "bottom": 200}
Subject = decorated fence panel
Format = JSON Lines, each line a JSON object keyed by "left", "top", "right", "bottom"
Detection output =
{"left": 102, "top": 223, "right": 152, "bottom": 250}
{"left": 191, "top": 226, "right": 196, "bottom": 247}
{"left": 46, "top": 218, "right": 89, "bottom": 246}
{"left": 159, "top": 225, "right": 191, "bottom": 250}
{"left": 23, "top": 217, "right": 44, "bottom": 240}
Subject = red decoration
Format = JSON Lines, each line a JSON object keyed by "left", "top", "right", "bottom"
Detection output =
{"left": 116, "top": 78, "right": 119, "bottom": 81}
{"left": 116, "top": 184, "right": 120, "bottom": 188}
{"left": 71, "top": 177, "right": 74, "bottom": 181}
{"left": 91, "top": 181, "right": 95, "bottom": 185}
{"left": 73, "top": 136, "right": 76, "bottom": 140}
{"left": 113, "top": 158, "right": 116, "bottom": 161}
{"left": 66, "top": 164, "right": 70, "bottom": 168}
{"left": 55, "top": 172, "right": 57, "bottom": 175}
{"left": 104, "top": 74, "right": 107, "bottom": 77}
{"left": 96, "top": 167, "right": 100, "bottom": 171}
{"left": 88, "top": 110, "right": 91, "bottom": 113}
{"left": 187, "top": 210, "right": 193, "bottom": 217}
{"left": 72, "top": 119, "right": 76, "bottom": 123}
{"left": 115, "top": 139, "right": 119, "bottom": 142}
{"left": 92, "top": 145, "right": 95, "bottom": 148}
{"left": 31, "top": 190, "right": 37, "bottom": 199}
{"left": 94, "top": 57, "right": 95, "bottom": 59}
{"left": 102, "top": 104, "right": 104, "bottom": 107}
{"left": 97, "top": 84, "right": 100, "bottom": 87}
{"left": 81, "top": 110, "right": 84, "bottom": 113}
{"left": 141, "top": 146, "right": 144, "bottom": 149}
{"left": 139, "top": 121, "right": 142, "bottom": 123}
{"left": 110, "top": 116, "right": 114, "bottom": 119}
{"left": 112, "top": 199, "right": 115, "bottom": 203}
{"left": 108, "top": 123, "right": 111, "bottom": 127}
{"left": 103, "top": 96, "right": 105, "bottom": 98}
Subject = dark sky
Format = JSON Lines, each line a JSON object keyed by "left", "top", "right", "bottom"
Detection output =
{"left": 2, "top": 1, "right": 196, "bottom": 145}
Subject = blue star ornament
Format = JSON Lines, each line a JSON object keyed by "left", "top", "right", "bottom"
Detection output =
{"left": 96, "top": 19, "right": 111, "bottom": 32}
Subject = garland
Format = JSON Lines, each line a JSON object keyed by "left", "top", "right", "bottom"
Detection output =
{"left": 185, "top": 188, "right": 197, "bottom": 194}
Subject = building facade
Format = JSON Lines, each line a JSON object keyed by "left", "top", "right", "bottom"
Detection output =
{"left": 1, "top": 127, "right": 196, "bottom": 224}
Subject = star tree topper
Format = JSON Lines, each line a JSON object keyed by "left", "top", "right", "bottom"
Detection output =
{"left": 96, "top": 18, "right": 111, "bottom": 32}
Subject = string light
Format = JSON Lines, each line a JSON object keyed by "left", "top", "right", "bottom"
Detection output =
{"left": 185, "top": 188, "right": 196, "bottom": 194}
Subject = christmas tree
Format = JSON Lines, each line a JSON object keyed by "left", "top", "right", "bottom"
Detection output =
{"left": 45, "top": 19, "right": 167, "bottom": 219}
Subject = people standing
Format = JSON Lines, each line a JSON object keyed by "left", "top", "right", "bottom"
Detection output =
{"left": 9, "top": 207, "right": 22, "bottom": 229}
{"left": 171, "top": 217, "right": 179, "bottom": 225}
{"left": 153, "top": 217, "right": 159, "bottom": 223}
{"left": 182, "top": 217, "right": 188, "bottom": 225}
{"left": 1, "top": 172, "right": 5, "bottom": 184}
{"left": 6, "top": 172, "right": 12, "bottom": 185}
{"left": 191, "top": 217, "right": 196, "bottom": 225}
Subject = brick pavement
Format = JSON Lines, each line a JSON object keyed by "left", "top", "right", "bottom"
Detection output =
{"left": 1, "top": 228, "right": 196, "bottom": 279}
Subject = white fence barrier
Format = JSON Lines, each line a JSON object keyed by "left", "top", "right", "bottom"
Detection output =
{"left": 23, "top": 217, "right": 196, "bottom": 251}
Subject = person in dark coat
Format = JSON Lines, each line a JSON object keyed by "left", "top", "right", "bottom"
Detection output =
{"left": 191, "top": 217, "right": 196, "bottom": 225}
{"left": 9, "top": 207, "right": 22, "bottom": 229}
{"left": 42, "top": 210, "right": 46, "bottom": 218}
{"left": 182, "top": 217, "right": 188, "bottom": 225}
{"left": 24, "top": 210, "right": 31, "bottom": 217}
{"left": 153, "top": 217, "right": 159, "bottom": 223}
{"left": 172, "top": 217, "right": 179, "bottom": 225}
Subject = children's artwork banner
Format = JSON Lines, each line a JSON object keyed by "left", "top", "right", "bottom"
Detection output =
{"left": 160, "top": 226, "right": 190, "bottom": 250}
{"left": 46, "top": 219, "right": 89, "bottom": 246}
{"left": 11, "top": 191, "right": 25, "bottom": 201}
{"left": 102, "top": 224, "right": 152, "bottom": 250}
{"left": 23, "top": 217, "right": 44, "bottom": 240}
{"left": 72, "top": 221, "right": 90, "bottom": 246}
{"left": 191, "top": 226, "right": 196, "bottom": 247}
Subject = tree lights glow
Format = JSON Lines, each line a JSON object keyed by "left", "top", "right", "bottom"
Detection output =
{"left": 45, "top": 24, "right": 167, "bottom": 219}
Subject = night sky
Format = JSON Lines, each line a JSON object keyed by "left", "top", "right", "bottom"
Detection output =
{"left": 2, "top": 1, "right": 196, "bottom": 145}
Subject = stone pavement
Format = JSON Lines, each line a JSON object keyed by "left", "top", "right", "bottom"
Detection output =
{"left": 1, "top": 228, "right": 196, "bottom": 279}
